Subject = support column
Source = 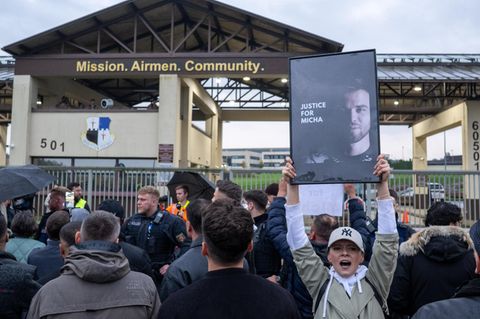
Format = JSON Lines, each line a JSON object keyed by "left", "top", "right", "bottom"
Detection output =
{"left": 412, "top": 135, "right": 427, "bottom": 170}
{"left": 0, "top": 125, "right": 7, "bottom": 166}
{"left": 411, "top": 133, "right": 429, "bottom": 210}
{"left": 179, "top": 84, "right": 192, "bottom": 168}
{"left": 158, "top": 75, "right": 182, "bottom": 167}
{"left": 10, "top": 75, "right": 38, "bottom": 165}
{"left": 464, "top": 100, "right": 480, "bottom": 221}
{"left": 213, "top": 112, "right": 223, "bottom": 168}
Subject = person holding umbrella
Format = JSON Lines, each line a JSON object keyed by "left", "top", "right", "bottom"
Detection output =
{"left": 166, "top": 185, "right": 190, "bottom": 222}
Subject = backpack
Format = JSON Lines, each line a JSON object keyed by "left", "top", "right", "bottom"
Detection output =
{"left": 313, "top": 276, "right": 389, "bottom": 318}
{"left": 253, "top": 221, "right": 267, "bottom": 244}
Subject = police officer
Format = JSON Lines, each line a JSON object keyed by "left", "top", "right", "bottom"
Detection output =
{"left": 121, "top": 186, "right": 190, "bottom": 284}
{"left": 67, "top": 182, "right": 91, "bottom": 212}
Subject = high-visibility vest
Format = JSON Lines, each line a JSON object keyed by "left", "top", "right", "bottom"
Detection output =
{"left": 166, "top": 200, "right": 190, "bottom": 222}
{"left": 75, "top": 198, "right": 87, "bottom": 209}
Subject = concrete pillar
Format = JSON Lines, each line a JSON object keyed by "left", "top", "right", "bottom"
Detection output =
{"left": 464, "top": 101, "right": 480, "bottom": 220}
{"left": 412, "top": 135, "right": 427, "bottom": 171}
{"left": 10, "top": 75, "right": 38, "bottom": 165}
{"left": 214, "top": 113, "right": 223, "bottom": 168}
{"left": 464, "top": 101, "right": 480, "bottom": 171}
{"left": 0, "top": 125, "right": 7, "bottom": 166}
{"left": 158, "top": 74, "right": 182, "bottom": 167}
{"left": 179, "top": 84, "right": 192, "bottom": 168}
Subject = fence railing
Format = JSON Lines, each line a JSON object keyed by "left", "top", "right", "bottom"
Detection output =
{"left": 34, "top": 166, "right": 224, "bottom": 218}
{"left": 229, "top": 168, "right": 480, "bottom": 227}
{"left": 31, "top": 166, "right": 480, "bottom": 227}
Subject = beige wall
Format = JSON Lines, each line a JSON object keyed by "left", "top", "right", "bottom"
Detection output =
{"left": 190, "top": 128, "right": 212, "bottom": 167}
{"left": 10, "top": 74, "right": 222, "bottom": 168}
{"left": 29, "top": 112, "right": 158, "bottom": 158}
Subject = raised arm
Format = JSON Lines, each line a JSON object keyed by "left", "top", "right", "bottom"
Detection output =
{"left": 366, "top": 155, "right": 399, "bottom": 309}
{"left": 283, "top": 157, "right": 330, "bottom": 301}
{"left": 266, "top": 178, "right": 295, "bottom": 264}
{"left": 283, "top": 157, "right": 307, "bottom": 250}
{"left": 373, "top": 154, "right": 397, "bottom": 235}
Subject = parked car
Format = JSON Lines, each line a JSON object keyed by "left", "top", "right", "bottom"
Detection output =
{"left": 428, "top": 182, "right": 445, "bottom": 200}
{"left": 399, "top": 187, "right": 414, "bottom": 198}
{"left": 398, "top": 183, "right": 445, "bottom": 201}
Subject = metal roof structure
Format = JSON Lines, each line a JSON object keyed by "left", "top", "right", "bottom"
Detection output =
{"left": 0, "top": 57, "right": 14, "bottom": 124}
{"left": 376, "top": 54, "right": 480, "bottom": 124}
{"left": 0, "top": 0, "right": 479, "bottom": 125}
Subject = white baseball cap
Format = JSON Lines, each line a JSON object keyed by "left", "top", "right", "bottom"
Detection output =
{"left": 327, "top": 227, "right": 364, "bottom": 253}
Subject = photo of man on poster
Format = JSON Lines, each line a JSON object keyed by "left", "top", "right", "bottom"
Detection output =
{"left": 289, "top": 50, "right": 380, "bottom": 183}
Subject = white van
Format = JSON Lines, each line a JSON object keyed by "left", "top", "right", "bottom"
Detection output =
{"left": 428, "top": 183, "right": 445, "bottom": 200}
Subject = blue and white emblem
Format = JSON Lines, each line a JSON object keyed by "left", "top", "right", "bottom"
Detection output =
{"left": 81, "top": 117, "right": 115, "bottom": 151}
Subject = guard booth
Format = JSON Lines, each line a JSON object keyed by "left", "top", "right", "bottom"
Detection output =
{"left": 3, "top": 0, "right": 342, "bottom": 169}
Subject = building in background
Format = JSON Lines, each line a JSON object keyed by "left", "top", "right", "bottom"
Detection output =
{"left": 222, "top": 148, "right": 289, "bottom": 168}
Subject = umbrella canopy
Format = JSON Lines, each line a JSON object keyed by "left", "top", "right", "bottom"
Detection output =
{"left": 0, "top": 165, "right": 56, "bottom": 202}
{"left": 167, "top": 171, "right": 215, "bottom": 201}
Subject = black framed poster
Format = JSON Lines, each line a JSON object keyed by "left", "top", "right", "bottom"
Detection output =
{"left": 289, "top": 50, "right": 380, "bottom": 184}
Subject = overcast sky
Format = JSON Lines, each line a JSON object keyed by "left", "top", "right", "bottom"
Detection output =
{"left": 2, "top": 0, "right": 478, "bottom": 159}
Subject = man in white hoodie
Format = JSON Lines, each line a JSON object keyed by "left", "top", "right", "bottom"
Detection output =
{"left": 283, "top": 155, "right": 398, "bottom": 319}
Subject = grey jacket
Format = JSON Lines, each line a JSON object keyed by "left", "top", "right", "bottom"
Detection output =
{"left": 293, "top": 233, "right": 398, "bottom": 319}
{"left": 27, "top": 241, "right": 160, "bottom": 319}
{"left": 159, "top": 236, "right": 207, "bottom": 301}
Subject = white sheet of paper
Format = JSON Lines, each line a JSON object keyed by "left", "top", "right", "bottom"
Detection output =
{"left": 299, "top": 184, "right": 343, "bottom": 216}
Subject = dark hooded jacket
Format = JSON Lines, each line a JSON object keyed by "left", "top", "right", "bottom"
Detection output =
{"left": 412, "top": 277, "right": 480, "bottom": 319}
{"left": 388, "top": 226, "right": 476, "bottom": 316}
{"left": 159, "top": 236, "right": 207, "bottom": 301}
{"left": 0, "top": 251, "right": 40, "bottom": 319}
{"left": 27, "top": 241, "right": 160, "bottom": 319}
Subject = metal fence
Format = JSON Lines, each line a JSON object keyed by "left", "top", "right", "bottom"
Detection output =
{"left": 33, "top": 166, "right": 224, "bottom": 218}
{"left": 229, "top": 168, "right": 480, "bottom": 227}
{"left": 31, "top": 166, "right": 480, "bottom": 227}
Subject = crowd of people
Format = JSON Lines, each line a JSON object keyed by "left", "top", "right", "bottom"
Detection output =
{"left": 1, "top": 155, "right": 480, "bottom": 319}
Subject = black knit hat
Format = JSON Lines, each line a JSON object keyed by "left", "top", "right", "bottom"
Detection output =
{"left": 98, "top": 199, "right": 125, "bottom": 220}
{"left": 470, "top": 220, "right": 480, "bottom": 255}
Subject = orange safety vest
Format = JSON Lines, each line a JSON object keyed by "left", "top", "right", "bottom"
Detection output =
{"left": 166, "top": 200, "right": 190, "bottom": 222}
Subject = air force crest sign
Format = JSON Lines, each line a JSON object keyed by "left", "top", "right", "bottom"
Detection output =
{"left": 81, "top": 117, "right": 115, "bottom": 151}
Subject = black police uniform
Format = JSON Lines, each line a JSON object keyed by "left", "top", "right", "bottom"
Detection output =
{"left": 121, "top": 210, "right": 191, "bottom": 280}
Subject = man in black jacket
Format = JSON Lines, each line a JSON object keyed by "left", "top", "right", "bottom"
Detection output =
{"left": 388, "top": 201, "right": 476, "bottom": 316}
{"left": 159, "top": 199, "right": 210, "bottom": 301}
{"left": 243, "top": 190, "right": 281, "bottom": 280}
{"left": 0, "top": 215, "right": 41, "bottom": 318}
{"left": 159, "top": 199, "right": 300, "bottom": 319}
{"left": 412, "top": 219, "right": 480, "bottom": 319}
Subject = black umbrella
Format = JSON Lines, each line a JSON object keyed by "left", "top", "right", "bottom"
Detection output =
{"left": 0, "top": 165, "right": 56, "bottom": 202}
{"left": 167, "top": 171, "right": 215, "bottom": 201}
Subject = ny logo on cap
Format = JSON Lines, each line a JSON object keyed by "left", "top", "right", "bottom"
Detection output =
{"left": 341, "top": 228, "right": 352, "bottom": 237}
